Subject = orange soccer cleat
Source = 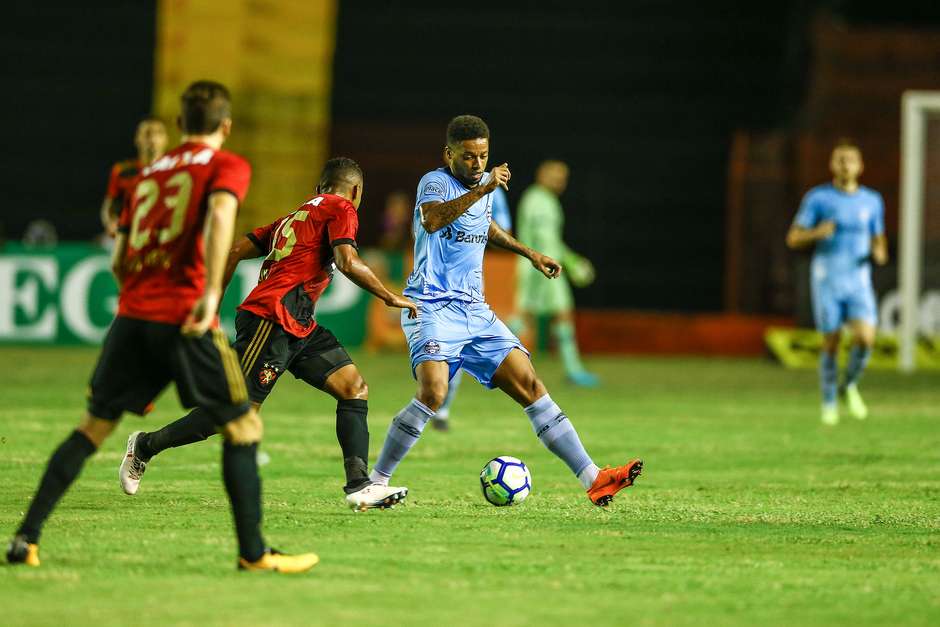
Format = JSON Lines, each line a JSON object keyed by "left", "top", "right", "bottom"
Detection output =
{"left": 587, "top": 459, "right": 643, "bottom": 506}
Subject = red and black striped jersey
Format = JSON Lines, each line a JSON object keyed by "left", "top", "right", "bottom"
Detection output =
{"left": 238, "top": 193, "right": 359, "bottom": 338}
{"left": 117, "top": 142, "right": 252, "bottom": 324}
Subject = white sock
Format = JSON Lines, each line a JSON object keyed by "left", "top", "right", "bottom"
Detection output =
{"left": 577, "top": 463, "right": 600, "bottom": 490}
{"left": 369, "top": 469, "right": 390, "bottom": 486}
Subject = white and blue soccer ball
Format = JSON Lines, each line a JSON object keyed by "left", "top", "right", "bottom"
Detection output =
{"left": 479, "top": 456, "right": 531, "bottom": 506}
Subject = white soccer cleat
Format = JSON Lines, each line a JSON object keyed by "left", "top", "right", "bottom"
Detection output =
{"left": 820, "top": 404, "right": 839, "bottom": 426}
{"left": 345, "top": 483, "right": 408, "bottom": 512}
{"left": 119, "top": 431, "right": 149, "bottom": 495}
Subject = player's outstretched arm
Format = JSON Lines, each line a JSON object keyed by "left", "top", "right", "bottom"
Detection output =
{"left": 420, "top": 164, "right": 511, "bottom": 233}
{"left": 333, "top": 244, "right": 417, "bottom": 318}
{"left": 182, "top": 191, "right": 239, "bottom": 336}
{"left": 222, "top": 236, "right": 265, "bottom": 293}
{"left": 488, "top": 221, "right": 561, "bottom": 279}
{"left": 785, "top": 221, "right": 835, "bottom": 250}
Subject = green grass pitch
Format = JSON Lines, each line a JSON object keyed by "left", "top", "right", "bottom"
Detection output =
{"left": 1, "top": 347, "right": 938, "bottom": 626}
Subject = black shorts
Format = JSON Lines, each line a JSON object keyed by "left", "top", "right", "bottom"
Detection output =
{"left": 88, "top": 316, "right": 250, "bottom": 425}
{"left": 233, "top": 310, "right": 354, "bottom": 403}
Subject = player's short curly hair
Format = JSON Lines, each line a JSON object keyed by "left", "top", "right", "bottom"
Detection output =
{"left": 180, "top": 80, "right": 231, "bottom": 134}
{"left": 319, "top": 157, "right": 363, "bottom": 189}
{"left": 446, "top": 115, "right": 490, "bottom": 146}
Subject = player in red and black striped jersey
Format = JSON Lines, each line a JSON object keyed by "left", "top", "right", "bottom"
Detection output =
{"left": 8, "top": 81, "right": 318, "bottom": 574}
{"left": 120, "top": 157, "right": 418, "bottom": 511}
{"left": 99, "top": 118, "right": 168, "bottom": 237}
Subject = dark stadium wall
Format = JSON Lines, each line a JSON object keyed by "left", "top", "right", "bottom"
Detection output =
{"left": 330, "top": 1, "right": 811, "bottom": 312}
{"left": 0, "top": 1, "right": 156, "bottom": 243}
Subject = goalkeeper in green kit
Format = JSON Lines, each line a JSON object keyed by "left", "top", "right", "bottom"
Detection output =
{"left": 513, "top": 160, "right": 599, "bottom": 387}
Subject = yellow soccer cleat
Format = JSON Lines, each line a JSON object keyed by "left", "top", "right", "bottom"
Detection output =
{"left": 6, "top": 535, "right": 40, "bottom": 567}
{"left": 821, "top": 404, "right": 839, "bottom": 426}
{"left": 238, "top": 549, "right": 319, "bottom": 574}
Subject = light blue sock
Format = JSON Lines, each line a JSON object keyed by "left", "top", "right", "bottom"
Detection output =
{"left": 437, "top": 369, "right": 462, "bottom": 419}
{"left": 844, "top": 345, "right": 872, "bottom": 387}
{"left": 370, "top": 399, "right": 434, "bottom": 483}
{"left": 524, "top": 394, "right": 597, "bottom": 488}
{"left": 819, "top": 351, "right": 838, "bottom": 405}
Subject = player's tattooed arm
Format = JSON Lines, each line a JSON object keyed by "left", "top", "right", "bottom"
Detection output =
{"left": 221, "top": 236, "right": 265, "bottom": 293}
{"left": 488, "top": 221, "right": 561, "bottom": 279}
{"left": 420, "top": 164, "right": 511, "bottom": 233}
{"left": 420, "top": 191, "right": 486, "bottom": 233}
{"left": 785, "top": 221, "right": 835, "bottom": 249}
{"left": 333, "top": 244, "right": 418, "bottom": 318}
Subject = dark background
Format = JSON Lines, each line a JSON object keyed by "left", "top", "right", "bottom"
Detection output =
{"left": 2, "top": 0, "right": 937, "bottom": 311}
{"left": 0, "top": 1, "right": 156, "bottom": 241}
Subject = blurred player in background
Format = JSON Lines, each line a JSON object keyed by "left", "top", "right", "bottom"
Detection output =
{"left": 100, "top": 118, "right": 168, "bottom": 237}
{"left": 369, "top": 115, "right": 642, "bottom": 506}
{"left": 7, "top": 81, "right": 317, "bottom": 573}
{"left": 378, "top": 190, "right": 413, "bottom": 251}
{"left": 786, "top": 139, "right": 888, "bottom": 425}
{"left": 119, "top": 158, "right": 415, "bottom": 511}
{"left": 513, "top": 160, "right": 599, "bottom": 387}
{"left": 431, "top": 184, "right": 512, "bottom": 431}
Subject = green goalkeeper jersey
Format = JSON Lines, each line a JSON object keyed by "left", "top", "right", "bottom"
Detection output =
{"left": 515, "top": 184, "right": 575, "bottom": 314}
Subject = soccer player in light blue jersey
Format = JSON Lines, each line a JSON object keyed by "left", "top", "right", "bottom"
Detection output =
{"left": 369, "top": 115, "right": 642, "bottom": 506}
{"left": 431, "top": 185, "right": 512, "bottom": 432}
{"left": 786, "top": 139, "right": 888, "bottom": 425}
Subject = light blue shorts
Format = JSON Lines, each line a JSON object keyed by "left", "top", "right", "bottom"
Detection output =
{"left": 811, "top": 279, "right": 877, "bottom": 334}
{"left": 402, "top": 300, "right": 527, "bottom": 389}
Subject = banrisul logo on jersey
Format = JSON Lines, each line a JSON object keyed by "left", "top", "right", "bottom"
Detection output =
{"left": 441, "top": 226, "right": 487, "bottom": 244}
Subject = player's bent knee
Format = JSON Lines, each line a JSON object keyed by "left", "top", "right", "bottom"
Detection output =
{"left": 223, "top": 410, "right": 263, "bottom": 445}
{"left": 346, "top": 377, "right": 368, "bottom": 400}
{"left": 417, "top": 382, "right": 448, "bottom": 412}
{"left": 855, "top": 328, "right": 876, "bottom": 348}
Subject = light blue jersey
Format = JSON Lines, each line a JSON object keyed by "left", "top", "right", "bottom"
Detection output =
{"left": 794, "top": 183, "right": 885, "bottom": 332}
{"left": 491, "top": 186, "right": 512, "bottom": 231}
{"left": 402, "top": 167, "right": 526, "bottom": 387}
{"left": 405, "top": 167, "right": 494, "bottom": 303}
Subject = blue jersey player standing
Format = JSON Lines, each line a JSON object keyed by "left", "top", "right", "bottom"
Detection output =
{"left": 431, "top": 185, "right": 512, "bottom": 432}
{"left": 786, "top": 139, "right": 888, "bottom": 425}
{"left": 368, "top": 115, "right": 642, "bottom": 506}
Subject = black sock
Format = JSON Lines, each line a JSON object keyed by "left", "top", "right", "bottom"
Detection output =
{"left": 336, "top": 399, "right": 370, "bottom": 494}
{"left": 222, "top": 441, "right": 266, "bottom": 562}
{"left": 17, "top": 430, "right": 97, "bottom": 544}
{"left": 140, "top": 408, "right": 218, "bottom": 459}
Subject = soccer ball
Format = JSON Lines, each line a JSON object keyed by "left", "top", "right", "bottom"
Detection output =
{"left": 479, "top": 456, "right": 531, "bottom": 506}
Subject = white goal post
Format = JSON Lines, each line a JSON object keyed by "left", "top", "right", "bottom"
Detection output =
{"left": 898, "top": 90, "right": 940, "bottom": 372}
